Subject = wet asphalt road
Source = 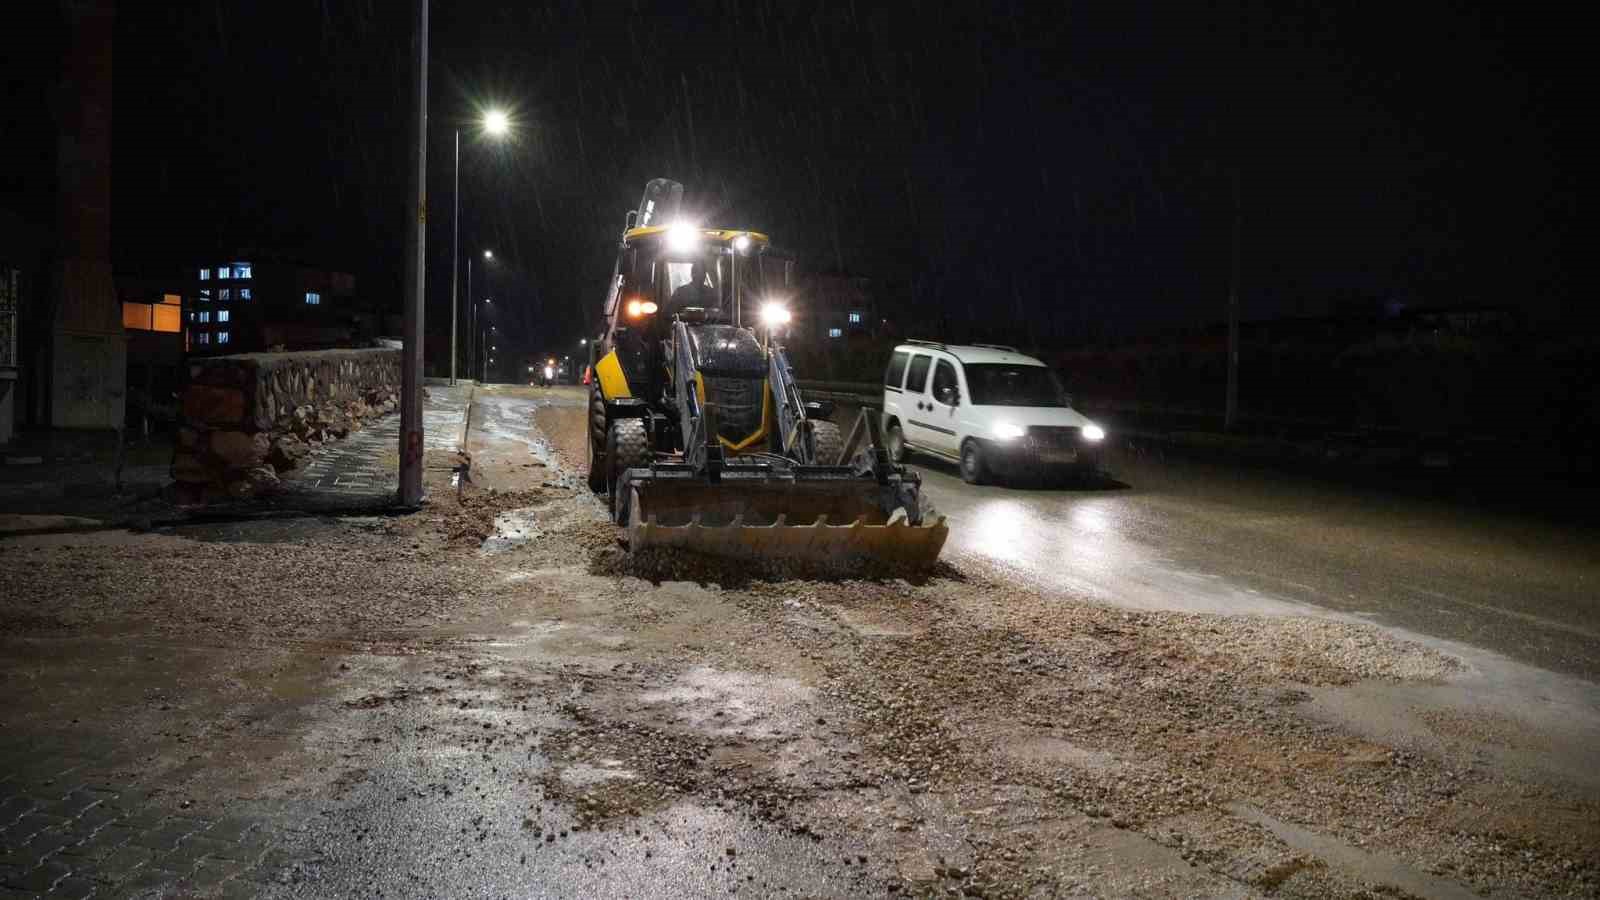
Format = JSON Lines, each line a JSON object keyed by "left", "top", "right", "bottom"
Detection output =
{"left": 906, "top": 445, "right": 1600, "bottom": 681}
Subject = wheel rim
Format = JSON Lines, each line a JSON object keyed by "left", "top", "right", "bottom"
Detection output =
{"left": 963, "top": 445, "right": 977, "bottom": 477}
{"left": 888, "top": 428, "right": 903, "bottom": 460}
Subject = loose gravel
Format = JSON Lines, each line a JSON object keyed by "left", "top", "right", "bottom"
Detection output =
{"left": 3, "top": 407, "right": 1595, "bottom": 899}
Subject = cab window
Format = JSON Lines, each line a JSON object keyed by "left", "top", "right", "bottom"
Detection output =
{"left": 932, "top": 360, "right": 960, "bottom": 403}
{"left": 884, "top": 351, "right": 910, "bottom": 390}
{"left": 904, "top": 354, "right": 932, "bottom": 393}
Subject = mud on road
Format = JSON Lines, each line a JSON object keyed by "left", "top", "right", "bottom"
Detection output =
{"left": 1, "top": 385, "right": 1597, "bottom": 898}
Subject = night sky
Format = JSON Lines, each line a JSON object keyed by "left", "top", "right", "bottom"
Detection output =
{"left": 7, "top": 2, "right": 1580, "bottom": 354}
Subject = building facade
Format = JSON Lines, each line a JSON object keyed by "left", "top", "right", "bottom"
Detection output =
{"left": 184, "top": 258, "right": 356, "bottom": 355}
{"left": 793, "top": 273, "right": 876, "bottom": 343}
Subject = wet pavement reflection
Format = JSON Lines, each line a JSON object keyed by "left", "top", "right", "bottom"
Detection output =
{"left": 916, "top": 447, "right": 1600, "bottom": 679}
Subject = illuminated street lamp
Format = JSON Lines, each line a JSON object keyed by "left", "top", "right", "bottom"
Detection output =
{"left": 451, "top": 109, "right": 512, "bottom": 385}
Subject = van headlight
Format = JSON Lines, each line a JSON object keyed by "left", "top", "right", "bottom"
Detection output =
{"left": 1082, "top": 424, "right": 1105, "bottom": 442}
{"left": 993, "top": 422, "right": 1026, "bottom": 440}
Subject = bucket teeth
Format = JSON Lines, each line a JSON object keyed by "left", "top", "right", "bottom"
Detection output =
{"left": 626, "top": 515, "right": 949, "bottom": 569}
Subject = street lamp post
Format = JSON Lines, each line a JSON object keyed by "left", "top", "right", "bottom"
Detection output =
{"left": 468, "top": 251, "right": 492, "bottom": 382}
{"left": 451, "top": 113, "right": 508, "bottom": 385}
{"left": 474, "top": 295, "right": 493, "bottom": 382}
{"left": 399, "top": 0, "right": 428, "bottom": 507}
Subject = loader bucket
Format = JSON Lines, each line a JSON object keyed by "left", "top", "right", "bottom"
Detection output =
{"left": 618, "top": 468, "right": 949, "bottom": 572}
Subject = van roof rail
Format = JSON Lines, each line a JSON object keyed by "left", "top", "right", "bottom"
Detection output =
{"left": 905, "top": 338, "right": 947, "bottom": 350}
{"left": 970, "top": 342, "right": 1020, "bottom": 353}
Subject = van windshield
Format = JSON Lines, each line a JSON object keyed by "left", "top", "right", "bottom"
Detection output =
{"left": 963, "top": 364, "right": 1069, "bottom": 407}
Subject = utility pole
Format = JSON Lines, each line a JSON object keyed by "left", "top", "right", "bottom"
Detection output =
{"left": 1224, "top": 168, "right": 1241, "bottom": 433}
{"left": 449, "top": 129, "right": 459, "bottom": 385}
{"left": 398, "top": 0, "right": 427, "bottom": 506}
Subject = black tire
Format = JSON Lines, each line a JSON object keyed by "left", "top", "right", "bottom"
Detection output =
{"left": 605, "top": 418, "right": 651, "bottom": 522}
{"left": 960, "top": 439, "right": 988, "bottom": 485}
{"left": 586, "top": 387, "right": 608, "bottom": 493}
{"left": 811, "top": 420, "right": 844, "bottom": 466}
{"left": 884, "top": 421, "right": 907, "bottom": 464}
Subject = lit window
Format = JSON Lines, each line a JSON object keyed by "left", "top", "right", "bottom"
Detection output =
{"left": 198, "top": 289, "right": 211, "bottom": 301}
{"left": 828, "top": 327, "right": 843, "bottom": 338}
{"left": 217, "top": 331, "right": 230, "bottom": 344}
{"left": 217, "top": 310, "right": 229, "bottom": 323}
{"left": 122, "top": 303, "right": 152, "bottom": 330}
{"left": 235, "top": 263, "right": 252, "bottom": 279}
{"left": 305, "top": 292, "right": 321, "bottom": 305}
{"left": 199, "top": 268, "right": 210, "bottom": 280}
{"left": 219, "top": 288, "right": 231, "bottom": 301}
{"left": 239, "top": 288, "right": 251, "bottom": 300}
{"left": 848, "top": 311, "right": 863, "bottom": 324}
{"left": 216, "top": 266, "right": 230, "bottom": 280}
{"left": 152, "top": 304, "right": 180, "bottom": 332}
{"left": 196, "top": 332, "right": 210, "bottom": 345}
{"left": 188, "top": 311, "right": 196, "bottom": 322}
{"left": 198, "top": 311, "right": 210, "bottom": 323}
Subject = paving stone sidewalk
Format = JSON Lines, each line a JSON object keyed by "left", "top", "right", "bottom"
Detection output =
{"left": 0, "top": 749, "right": 325, "bottom": 899}
{"left": 279, "top": 382, "right": 471, "bottom": 503}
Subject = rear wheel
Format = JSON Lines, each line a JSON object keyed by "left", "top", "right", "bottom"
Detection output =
{"left": 605, "top": 418, "right": 651, "bottom": 522}
{"left": 810, "top": 420, "right": 844, "bottom": 465}
{"left": 586, "top": 387, "right": 608, "bottom": 493}
{"left": 885, "top": 422, "right": 907, "bottom": 463}
{"left": 960, "top": 439, "right": 989, "bottom": 485}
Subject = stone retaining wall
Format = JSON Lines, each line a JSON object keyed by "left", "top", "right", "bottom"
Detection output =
{"left": 173, "top": 348, "right": 400, "bottom": 502}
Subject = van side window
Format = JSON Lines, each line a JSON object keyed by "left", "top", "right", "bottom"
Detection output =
{"left": 884, "top": 351, "right": 910, "bottom": 390}
{"left": 904, "top": 354, "right": 932, "bottom": 393}
{"left": 932, "top": 360, "right": 959, "bottom": 401}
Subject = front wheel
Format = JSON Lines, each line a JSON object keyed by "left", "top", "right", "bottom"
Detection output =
{"left": 960, "top": 439, "right": 989, "bottom": 485}
{"left": 605, "top": 418, "right": 651, "bottom": 522}
{"left": 586, "top": 387, "right": 608, "bottom": 493}
{"left": 810, "top": 420, "right": 844, "bottom": 466}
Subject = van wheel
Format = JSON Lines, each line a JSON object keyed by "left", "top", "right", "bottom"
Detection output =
{"left": 960, "top": 439, "right": 988, "bottom": 485}
{"left": 885, "top": 422, "right": 907, "bottom": 464}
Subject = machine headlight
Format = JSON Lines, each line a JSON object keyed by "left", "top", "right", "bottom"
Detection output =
{"left": 624, "top": 298, "right": 659, "bottom": 318}
{"left": 761, "top": 302, "right": 791, "bottom": 326}
{"left": 1082, "top": 424, "right": 1105, "bottom": 442}
{"left": 666, "top": 223, "right": 700, "bottom": 253}
{"left": 733, "top": 234, "right": 752, "bottom": 252}
{"left": 993, "top": 422, "right": 1026, "bottom": 440}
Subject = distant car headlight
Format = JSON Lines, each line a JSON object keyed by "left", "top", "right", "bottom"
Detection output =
{"left": 993, "top": 422, "right": 1026, "bottom": 440}
{"left": 1082, "top": 424, "right": 1105, "bottom": 442}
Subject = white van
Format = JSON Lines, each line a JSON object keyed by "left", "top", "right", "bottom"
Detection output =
{"left": 880, "top": 341, "right": 1106, "bottom": 484}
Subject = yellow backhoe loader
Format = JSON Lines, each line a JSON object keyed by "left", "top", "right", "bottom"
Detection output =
{"left": 584, "top": 179, "right": 947, "bottom": 569}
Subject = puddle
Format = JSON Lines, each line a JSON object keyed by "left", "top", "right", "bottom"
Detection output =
{"left": 162, "top": 516, "right": 350, "bottom": 544}
{"left": 998, "top": 735, "right": 1120, "bottom": 772}
{"left": 483, "top": 507, "right": 543, "bottom": 553}
{"left": 836, "top": 607, "right": 923, "bottom": 637}
{"left": 1226, "top": 803, "right": 1481, "bottom": 900}
{"left": 638, "top": 666, "right": 814, "bottom": 738}
{"left": 559, "top": 760, "right": 638, "bottom": 786}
